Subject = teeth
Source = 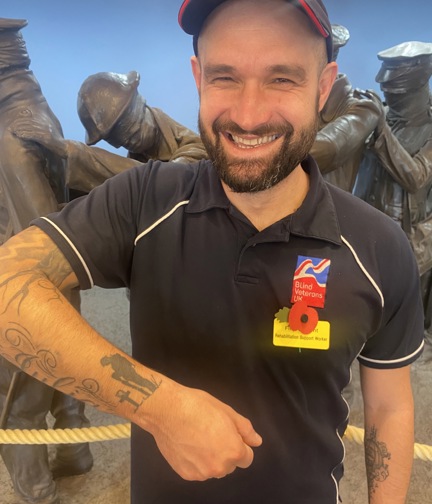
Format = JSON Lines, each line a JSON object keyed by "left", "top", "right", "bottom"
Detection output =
{"left": 231, "top": 134, "right": 279, "bottom": 148}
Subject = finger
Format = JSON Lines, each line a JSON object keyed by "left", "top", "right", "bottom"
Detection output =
{"left": 236, "top": 416, "right": 262, "bottom": 447}
{"left": 235, "top": 444, "right": 255, "bottom": 469}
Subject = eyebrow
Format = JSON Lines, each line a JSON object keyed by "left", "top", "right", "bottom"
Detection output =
{"left": 266, "top": 64, "right": 307, "bottom": 82}
{"left": 203, "top": 64, "right": 236, "bottom": 79}
{"left": 203, "top": 63, "right": 307, "bottom": 82}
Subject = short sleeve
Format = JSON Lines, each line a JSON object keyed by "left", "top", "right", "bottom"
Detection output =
{"left": 33, "top": 164, "right": 149, "bottom": 290}
{"left": 358, "top": 224, "right": 424, "bottom": 369}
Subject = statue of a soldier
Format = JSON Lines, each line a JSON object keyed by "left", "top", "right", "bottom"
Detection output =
{"left": 354, "top": 42, "right": 432, "bottom": 359}
{"left": 0, "top": 18, "right": 93, "bottom": 504}
{"left": 12, "top": 71, "right": 208, "bottom": 195}
{"left": 310, "top": 24, "right": 385, "bottom": 192}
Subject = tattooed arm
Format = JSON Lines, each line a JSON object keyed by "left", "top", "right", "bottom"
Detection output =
{"left": 0, "top": 226, "right": 261, "bottom": 480}
{"left": 360, "top": 364, "right": 414, "bottom": 503}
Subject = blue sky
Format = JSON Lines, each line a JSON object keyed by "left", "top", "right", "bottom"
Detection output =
{"left": 2, "top": 1, "right": 432, "bottom": 153}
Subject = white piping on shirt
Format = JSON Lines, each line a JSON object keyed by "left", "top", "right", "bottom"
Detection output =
{"left": 341, "top": 235, "right": 384, "bottom": 308}
{"left": 40, "top": 217, "right": 95, "bottom": 288}
{"left": 331, "top": 362, "right": 353, "bottom": 504}
{"left": 359, "top": 340, "right": 425, "bottom": 366}
{"left": 134, "top": 200, "right": 190, "bottom": 246}
{"left": 341, "top": 234, "right": 424, "bottom": 366}
{"left": 332, "top": 429, "right": 344, "bottom": 504}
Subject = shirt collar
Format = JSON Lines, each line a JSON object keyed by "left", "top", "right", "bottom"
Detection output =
{"left": 185, "top": 157, "right": 342, "bottom": 246}
{"left": 290, "top": 156, "right": 342, "bottom": 245}
{"left": 185, "top": 160, "right": 231, "bottom": 213}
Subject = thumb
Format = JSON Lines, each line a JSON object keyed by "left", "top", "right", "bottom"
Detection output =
{"left": 236, "top": 415, "right": 262, "bottom": 448}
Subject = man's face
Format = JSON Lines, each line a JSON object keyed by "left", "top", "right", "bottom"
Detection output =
{"left": 198, "top": 111, "right": 319, "bottom": 193}
{"left": 191, "top": 0, "right": 336, "bottom": 193}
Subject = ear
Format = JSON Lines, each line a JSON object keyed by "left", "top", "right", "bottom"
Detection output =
{"left": 318, "top": 62, "right": 338, "bottom": 111}
{"left": 191, "top": 56, "right": 202, "bottom": 93}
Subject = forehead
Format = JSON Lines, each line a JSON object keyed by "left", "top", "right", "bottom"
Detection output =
{"left": 197, "top": 0, "right": 321, "bottom": 67}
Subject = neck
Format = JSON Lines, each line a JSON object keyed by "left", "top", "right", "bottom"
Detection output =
{"left": 222, "top": 164, "right": 309, "bottom": 231}
{"left": 385, "top": 84, "right": 431, "bottom": 123}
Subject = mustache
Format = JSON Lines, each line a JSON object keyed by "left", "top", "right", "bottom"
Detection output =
{"left": 211, "top": 117, "right": 294, "bottom": 138}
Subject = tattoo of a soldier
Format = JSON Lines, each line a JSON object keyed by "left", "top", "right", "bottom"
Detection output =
{"left": 101, "top": 353, "right": 161, "bottom": 410}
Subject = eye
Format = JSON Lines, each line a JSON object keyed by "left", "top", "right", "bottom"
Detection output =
{"left": 273, "top": 77, "right": 294, "bottom": 84}
{"left": 213, "top": 76, "right": 234, "bottom": 83}
{"left": 208, "top": 75, "right": 237, "bottom": 88}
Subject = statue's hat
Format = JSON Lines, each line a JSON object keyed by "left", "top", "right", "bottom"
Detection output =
{"left": 376, "top": 41, "right": 432, "bottom": 88}
{"left": 331, "top": 24, "right": 350, "bottom": 51}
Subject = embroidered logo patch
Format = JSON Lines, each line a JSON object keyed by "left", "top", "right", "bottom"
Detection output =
{"left": 291, "top": 256, "right": 331, "bottom": 309}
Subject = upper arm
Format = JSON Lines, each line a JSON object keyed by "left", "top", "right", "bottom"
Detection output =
{"left": 360, "top": 364, "right": 414, "bottom": 412}
{"left": 0, "top": 225, "right": 79, "bottom": 292}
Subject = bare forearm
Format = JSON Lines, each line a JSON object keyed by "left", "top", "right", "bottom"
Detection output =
{"left": 360, "top": 364, "right": 415, "bottom": 503}
{"left": 364, "top": 406, "right": 414, "bottom": 503}
{"left": 0, "top": 229, "right": 166, "bottom": 431}
{"left": 0, "top": 227, "right": 262, "bottom": 480}
{"left": 0, "top": 273, "right": 165, "bottom": 430}
{"left": 0, "top": 270, "right": 262, "bottom": 480}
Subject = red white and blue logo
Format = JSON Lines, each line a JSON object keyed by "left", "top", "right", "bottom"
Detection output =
{"left": 291, "top": 256, "right": 331, "bottom": 309}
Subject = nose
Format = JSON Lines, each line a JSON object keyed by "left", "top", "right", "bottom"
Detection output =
{"left": 229, "top": 82, "right": 272, "bottom": 133}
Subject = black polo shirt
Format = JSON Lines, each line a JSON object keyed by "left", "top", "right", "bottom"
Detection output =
{"left": 35, "top": 157, "right": 424, "bottom": 504}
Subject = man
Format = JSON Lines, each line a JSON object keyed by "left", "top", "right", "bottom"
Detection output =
{"left": 0, "top": 2, "right": 424, "bottom": 504}
{"left": 354, "top": 41, "right": 432, "bottom": 360}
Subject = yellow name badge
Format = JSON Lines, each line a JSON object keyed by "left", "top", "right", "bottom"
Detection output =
{"left": 273, "top": 318, "right": 330, "bottom": 350}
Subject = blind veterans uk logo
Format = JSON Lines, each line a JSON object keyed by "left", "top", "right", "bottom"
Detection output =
{"left": 291, "top": 256, "right": 331, "bottom": 309}
{"left": 273, "top": 256, "right": 331, "bottom": 348}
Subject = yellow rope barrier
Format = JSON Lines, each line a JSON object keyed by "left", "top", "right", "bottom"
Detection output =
{"left": 0, "top": 423, "right": 130, "bottom": 445}
{"left": 0, "top": 424, "right": 431, "bottom": 462}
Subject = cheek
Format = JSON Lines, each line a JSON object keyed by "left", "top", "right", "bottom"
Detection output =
{"left": 198, "top": 105, "right": 213, "bottom": 132}
{"left": 285, "top": 94, "right": 320, "bottom": 129}
{"left": 199, "top": 94, "right": 225, "bottom": 127}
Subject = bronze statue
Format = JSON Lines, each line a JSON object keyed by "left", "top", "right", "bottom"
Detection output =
{"left": 0, "top": 182, "right": 11, "bottom": 242}
{"left": 0, "top": 18, "right": 92, "bottom": 504}
{"left": 354, "top": 41, "right": 432, "bottom": 357}
{"left": 13, "top": 25, "right": 383, "bottom": 197}
{"left": 0, "top": 19, "right": 65, "bottom": 234}
{"left": 13, "top": 71, "right": 208, "bottom": 194}
{"left": 310, "top": 24, "right": 385, "bottom": 192}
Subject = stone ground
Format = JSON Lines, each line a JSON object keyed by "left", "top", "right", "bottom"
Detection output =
{"left": 0, "top": 287, "right": 431, "bottom": 503}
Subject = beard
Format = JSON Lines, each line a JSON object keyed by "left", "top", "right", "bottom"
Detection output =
{"left": 199, "top": 111, "right": 319, "bottom": 193}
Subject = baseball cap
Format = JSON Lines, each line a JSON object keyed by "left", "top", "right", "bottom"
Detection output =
{"left": 178, "top": 0, "right": 333, "bottom": 62}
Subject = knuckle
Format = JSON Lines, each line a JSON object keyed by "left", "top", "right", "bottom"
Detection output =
{"left": 232, "top": 446, "right": 246, "bottom": 461}
{"left": 179, "top": 467, "right": 206, "bottom": 482}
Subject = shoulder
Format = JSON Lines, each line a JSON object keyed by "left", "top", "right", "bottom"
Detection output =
{"left": 327, "top": 183, "right": 417, "bottom": 278}
{"left": 105, "top": 159, "right": 206, "bottom": 200}
{"left": 328, "top": 182, "right": 403, "bottom": 237}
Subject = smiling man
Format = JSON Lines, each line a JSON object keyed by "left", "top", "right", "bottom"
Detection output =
{"left": 192, "top": 0, "right": 331, "bottom": 199}
{"left": 0, "top": 1, "right": 424, "bottom": 504}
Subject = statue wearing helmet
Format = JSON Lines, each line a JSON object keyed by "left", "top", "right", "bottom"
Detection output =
{"left": 12, "top": 71, "right": 208, "bottom": 194}
{"left": 78, "top": 71, "right": 142, "bottom": 147}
